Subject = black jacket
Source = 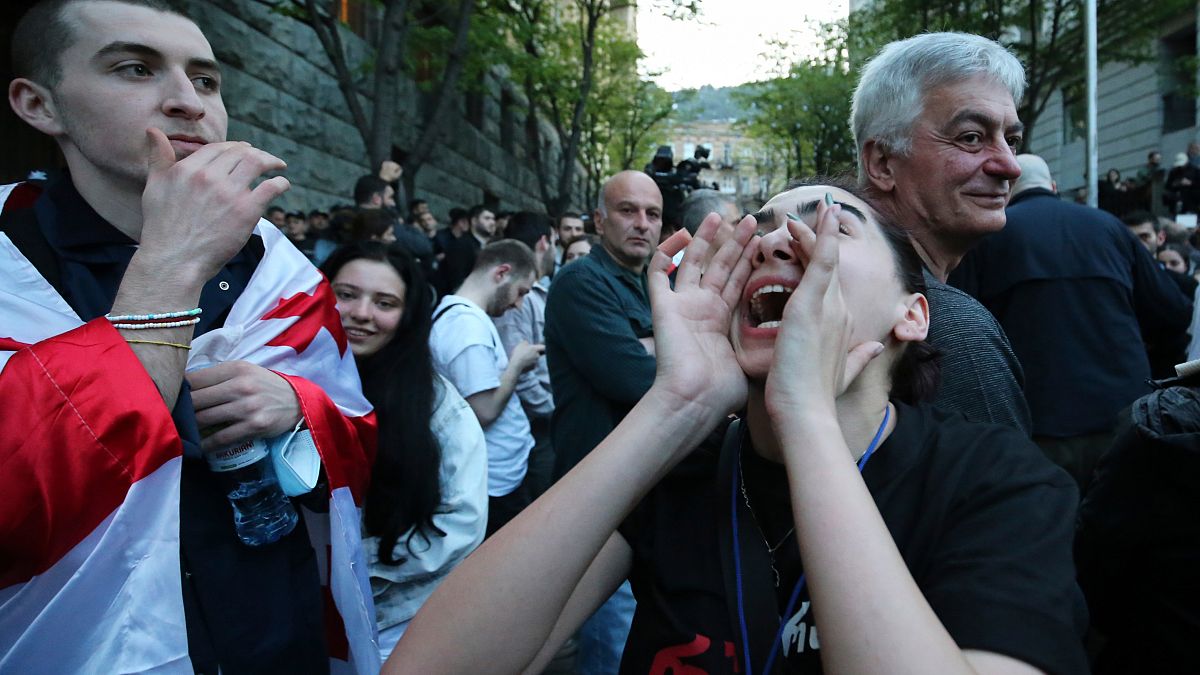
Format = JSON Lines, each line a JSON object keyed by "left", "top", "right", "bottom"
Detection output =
{"left": 1076, "top": 373, "right": 1200, "bottom": 674}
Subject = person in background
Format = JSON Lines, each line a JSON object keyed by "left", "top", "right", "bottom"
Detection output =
{"left": 348, "top": 209, "right": 397, "bottom": 245}
{"left": 429, "top": 241, "right": 542, "bottom": 536}
{"left": 322, "top": 242, "right": 486, "bottom": 659}
{"left": 554, "top": 212, "right": 586, "bottom": 271}
{"left": 1159, "top": 243, "right": 1194, "bottom": 277}
{"left": 1135, "top": 150, "right": 1167, "bottom": 216}
{"left": 265, "top": 204, "right": 286, "bottom": 229}
{"left": 494, "top": 210, "right": 511, "bottom": 239}
{"left": 494, "top": 212, "right": 556, "bottom": 500}
{"left": 1099, "top": 168, "right": 1129, "bottom": 216}
{"left": 544, "top": 170, "right": 664, "bottom": 674}
{"left": 308, "top": 209, "right": 339, "bottom": 265}
{"left": 409, "top": 199, "right": 430, "bottom": 223}
{"left": 355, "top": 174, "right": 395, "bottom": 211}
{"left": 563, "top": 234, "right": 597, "bottom": 265}
{"left": 1166, "top": 152, "right": 1198, "bottom": 215}
{"left": 439, "top": 205, "right": 496, "bottom": 295}
{"left": 1122, "top": 210, "right": 1165, "bottom": 256}
{"left": 952, "top": 154, "right": 1191, "bottom": 490}
{"left": 284, "top": 211, "right": 315, "bottom": 260}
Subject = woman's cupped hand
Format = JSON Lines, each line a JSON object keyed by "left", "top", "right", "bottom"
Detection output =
{"left": 764, "top": 196, "right": 885, "bottom": 426}
{"left": 647, "top": 212, "right": 758, "bottom": 417}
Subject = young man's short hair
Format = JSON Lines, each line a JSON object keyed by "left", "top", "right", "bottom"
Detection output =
{"left": 468, "top": 204, "right": 492, "bottom": 221}
{"left": 1121, "top": 210, "right": 1158, "bottom": 230}
{"left": 473, "top": 240, "right": 536, "bottom": 280}
{"left": 266, "top": 206, "right": 285, "bottom": 216}
{"left": 448, "top": 207, "right": 467, "bottom": 223}
{"left": 353, "top": 175, "right": 389, "bottom": 206}
{"left": 504, "top": 212, "right": 553, "bottom": 250}
{"left": 12, "top": 0, "right": 181, "bottom": 88}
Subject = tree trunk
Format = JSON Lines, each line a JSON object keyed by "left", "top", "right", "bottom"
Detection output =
{"left": 402, "top": 0, "right": 477, "bottom": 186}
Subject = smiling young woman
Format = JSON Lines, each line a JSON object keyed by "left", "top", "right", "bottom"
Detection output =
{"left": 385, "top": 181, "right": 1087, "bottom": 675}
{"left": 321, "top": 242, "right": 488, "bottom": 657}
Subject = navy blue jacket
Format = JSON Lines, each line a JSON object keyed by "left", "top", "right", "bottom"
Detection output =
{"left": 952, "top": 188, "right": 1192, "bottom": 437}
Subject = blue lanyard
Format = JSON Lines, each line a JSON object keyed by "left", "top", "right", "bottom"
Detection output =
{"left": 731, "top": 405, "right": 890, "bottom": 675}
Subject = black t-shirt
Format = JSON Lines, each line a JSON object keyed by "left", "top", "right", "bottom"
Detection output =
{"left": 617, "top": 402, "right": 1089, "bottom": 674}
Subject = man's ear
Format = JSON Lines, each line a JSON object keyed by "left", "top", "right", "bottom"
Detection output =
{"left": 492, "top": 263, "right": 512, "bottom": 283}
{"left": 592, "top": 210, "right": 605, "bottom": 237}
{"left": 1158, "top": 230, "right": 1167, "bottom": 247}
{"left": 9, "top": 78, "right": 64, "bottom": 137}
{"left": 861, "top": 139, "right": 896, "bottom": 194}
{"left": 892, "top": 292, "right": 930, "bottom": 343}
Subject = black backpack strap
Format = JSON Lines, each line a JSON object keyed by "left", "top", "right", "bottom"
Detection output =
{"left": 432, "top": 302, "right": 469, "bottom": 324}
{"left": 0, "top": 206, "right": 65, "bottom": 297}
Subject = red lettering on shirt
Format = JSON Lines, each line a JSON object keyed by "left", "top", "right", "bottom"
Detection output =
{"left": 649, "top": 634, "right": 712, "bottom": 675}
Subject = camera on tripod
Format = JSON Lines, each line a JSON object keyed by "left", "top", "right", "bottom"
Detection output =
{"left": 645, "top": 145, "right": 718, "bottom": 229}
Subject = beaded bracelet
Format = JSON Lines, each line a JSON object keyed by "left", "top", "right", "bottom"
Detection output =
{"left": 106, "top": 307, "right": 202, "bottom": 322}
{"left": 110, "top": 317, "right": 201, "bottom": 330}
{"left": 125, "top": 338, "right": 191, "bottom": 350}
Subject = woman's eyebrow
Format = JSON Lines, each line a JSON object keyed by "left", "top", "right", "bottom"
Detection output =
{"left": 751, "top": 208, "right": 775, "bottom": 225}
{"left": 796, "top": 199, "right": 867, "bottom": 223}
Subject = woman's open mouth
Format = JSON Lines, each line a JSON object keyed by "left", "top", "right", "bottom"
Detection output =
{"left": 746, "top": 284, "right": 794, "bottom": 329}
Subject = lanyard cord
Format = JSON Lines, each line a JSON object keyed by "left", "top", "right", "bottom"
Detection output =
{"left": 732, "top": 404, "right": 891, "bottom": 675}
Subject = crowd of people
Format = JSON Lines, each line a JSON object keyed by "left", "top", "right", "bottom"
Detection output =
{"left": 1096, "top": 145, "right": 1200, "bottom": 219}
{"left": 3, "top": 1, "right": 1200, "bottom": 675}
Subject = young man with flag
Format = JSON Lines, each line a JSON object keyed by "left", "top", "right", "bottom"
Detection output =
{"left": 0, "top": 1, "right": 377, "bottom": 672}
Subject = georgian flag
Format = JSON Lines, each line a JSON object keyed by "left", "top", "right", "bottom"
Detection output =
{"left": 0, "top": 200, "right": 379, "bottom": 674}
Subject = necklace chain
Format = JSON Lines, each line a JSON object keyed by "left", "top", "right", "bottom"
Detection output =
{"left": 737, "top": 451, "right": 794, "bottom": 587}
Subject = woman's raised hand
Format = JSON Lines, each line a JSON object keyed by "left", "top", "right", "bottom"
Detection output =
{"left": 764, "top": 195, "right": 885, "bottom": 423}
{"left": 648, "top": 212, "right": 758, "bottom": 416}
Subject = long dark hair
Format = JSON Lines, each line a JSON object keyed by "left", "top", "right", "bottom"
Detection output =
{"left": 321, "top": 241, "right": 444, "bottom": 565}
{"left": 785, "top": 176, "right": 941, "bottom": 404}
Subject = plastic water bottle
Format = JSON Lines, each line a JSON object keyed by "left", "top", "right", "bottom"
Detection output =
{"left": 205, "top": 438, "right": 299, "bottom": 546}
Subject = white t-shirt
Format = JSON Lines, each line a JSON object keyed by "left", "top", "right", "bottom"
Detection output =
{"left": 429, "top": 295, "right": 533, "bottom": 496}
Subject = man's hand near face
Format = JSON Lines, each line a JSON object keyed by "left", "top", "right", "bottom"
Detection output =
{"left": 108, "top": 127, "right": 291, "bottom": 410}
{"left": 136, "top": 127, "right": 290, "bottom": 280}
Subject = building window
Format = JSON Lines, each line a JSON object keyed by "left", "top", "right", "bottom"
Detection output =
{"left": 723, "top": 142, "right": 733, "bottom": 167}
{"left": 683, "top": 142, "right": 695, "bottom": 159}
{"left": 1161, "top": 26, "right": 1197, "bottom": 134}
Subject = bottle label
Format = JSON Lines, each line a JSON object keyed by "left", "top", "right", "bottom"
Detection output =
{"left": 205, "top": 439, "right": 269, "bottom": 472}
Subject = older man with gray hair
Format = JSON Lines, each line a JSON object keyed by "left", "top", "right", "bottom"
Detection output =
{"left": 952, "top": 153, "right": 1192, "bottom": 490}
{"left": 853, "top": 31, "right": 1032, "bottom": 433}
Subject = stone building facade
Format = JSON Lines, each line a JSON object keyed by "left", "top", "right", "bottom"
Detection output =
{"left": 1027, "top": 9, "right": 1199, "bottom": 196}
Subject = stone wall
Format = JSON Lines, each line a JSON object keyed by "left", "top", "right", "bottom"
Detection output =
{"left": 176, "top": 0, "right": 574, "bottom": 219}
